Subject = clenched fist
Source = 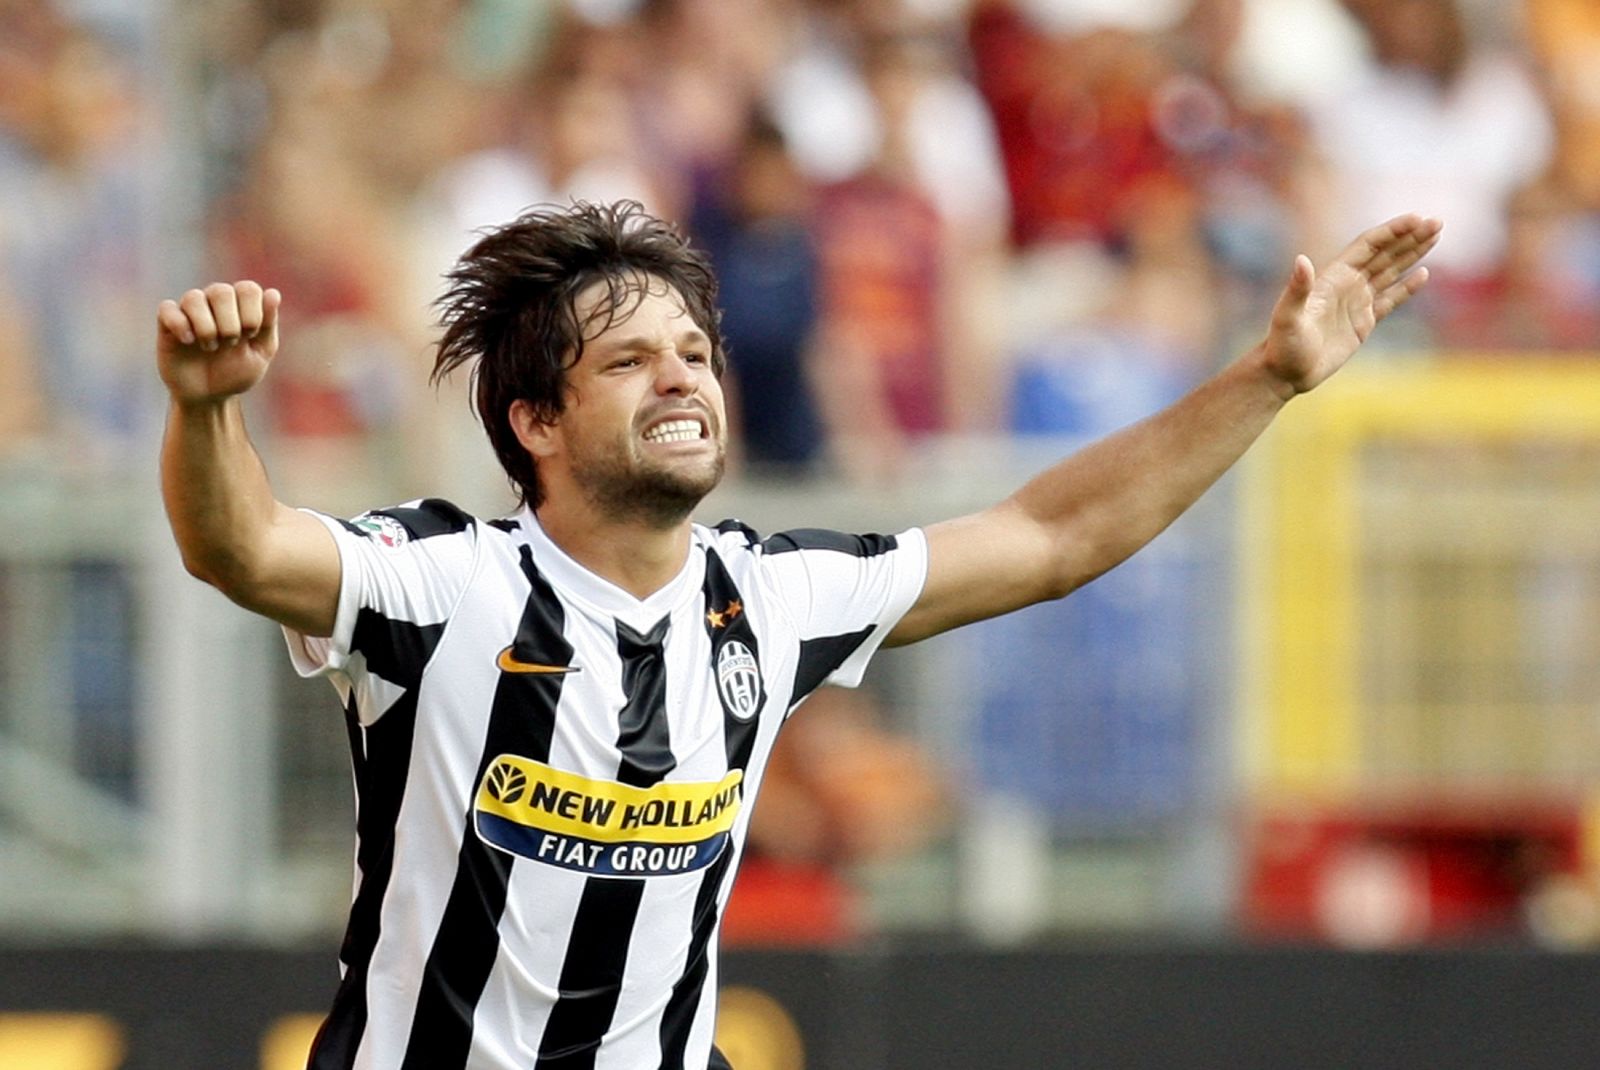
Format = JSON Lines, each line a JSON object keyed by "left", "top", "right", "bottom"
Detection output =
{"left": 157, "top": 281, "right": 281, "bottom": 404}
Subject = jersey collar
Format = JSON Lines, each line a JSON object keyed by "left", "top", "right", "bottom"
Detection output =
{"left": 517, "top": 508, "right": 706, "bottom": 631}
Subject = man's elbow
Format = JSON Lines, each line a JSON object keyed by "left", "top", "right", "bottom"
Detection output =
{"left": 176, "top": 543, "right": 261, "bottom": 601}
{"left": 175, "top": 544, "right": 221, "bottom": 587}
{"left": 1038, "top": 571, "right": 1080, "bottom": 603}
{"left": 1039, "top": 536, "right": 1108, "bottom": 602}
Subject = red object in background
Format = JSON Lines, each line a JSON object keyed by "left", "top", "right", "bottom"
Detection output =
{"left": 967, "top": 4, "right": 1184, "bottom": 248}
{"left": 220, "top": 216, "right": 377, "bottom": 437}
{"left": 813, "top": 173, "right": 947, "bottom": 437}
{"left": 269, "top": 377, "right": 367, "bottom": 437}
{"left": 1241, "top": 802, "right": 1584, "bottom": 945}
{"left": 720, "top": 856, "right": 857, "bottom": 948}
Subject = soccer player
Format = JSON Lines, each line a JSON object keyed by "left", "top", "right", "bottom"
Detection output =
{"left": 156, "top": 201, "right": 1439, "bottom": 1069}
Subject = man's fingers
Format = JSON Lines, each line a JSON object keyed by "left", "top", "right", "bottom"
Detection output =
{"left": 1363, "top": 215, "right": 1441, "bottom": 273}
{"left": 1342, "top": 213, "right": 1433, "bottom": 272}
{"left": 164, "top": 282, "right": 279, "bottom": 354}
{"left": 261, "top": 287, "right": 282, "bottom": 338}
{"left": 1337, "top": 220, "right": 1402, "bottom": 273}
{"left": 205, "top": 282, "right": 243, "bottom": 349}
{"left": 1368, "top": 226, "right": 1443, "bottom": 293}
{"left": 178, "top": 289, "right": 219, "bottom": 350}
{"left": 1373, "top": 265, "right": 1431, "bottom": 321}
{"left": 1360, "top": 227, "right": 1423, "bottom": 280}
{"left": 157, "top": 299, "right": 196, "bottom": 346}
{"left": 1270, "top": 253, "right": 1315, "bottom": 327}
{"left": 1291, "top": 253, "right": 1314, "bottom": 294}
{"left": 234, "top": 280, "right": 265, "bottom": 338}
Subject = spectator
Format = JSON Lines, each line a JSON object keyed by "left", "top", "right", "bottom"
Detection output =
{"left": 635, "top": 0, "right": 789, "bottom": 199}
{"left": 1155, "top": 0, "right": 1310, "bottom": 295}
{"left": 968, "top": 1, "right": 1179, "bottom": 249}
{"left": 0, "top": 283, "right": 43, "bottom": 449}
{"left": 0, "top": 15, "right": 148, "bottom": 448}
{"left": 1306, "top": 0, "right": 1552, "bottom": 281}
{"left": 1103, "top": 173, "right": 1225, "bottom": 364}
{"left": 1429, "top": 179, "right": 1600, "bottom": 351}
{"left": 1525, "top": 0, "right": 1600, "bottom": 212}
{"left": 809, "top": 33, "right": 958, "bottom": 481}
{"left": 691, "top": 114, "right": 829, "bottom": 474}
{"left": 212, "top": 25, "right": 426, "bottom": 500}
{"left": 423, "top": 12, "right": 678, "bottom": 281}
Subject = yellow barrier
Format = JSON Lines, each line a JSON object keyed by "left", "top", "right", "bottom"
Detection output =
{"left": 1242, "top": 358, "right": 1600, "bottom": 796}
{"left": 0, "top": 1001, "right": 808, "bottom": 1069}
{"left": 261, "top": 1013, "right": 323, "bottom": 1070}
{"left": 714, "top": 986, "right": 805, "bottom": 1070}
{"left": 0, "top": 1014, "right": 124, "bottom": 1070}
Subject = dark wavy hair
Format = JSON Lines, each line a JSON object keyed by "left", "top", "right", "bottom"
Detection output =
{"left": 432, "top": 200, "right": 726, "bottom": 508}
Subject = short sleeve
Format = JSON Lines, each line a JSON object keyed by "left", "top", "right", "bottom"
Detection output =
{"left": 283, "top": 498, "right": 479, "bottom": 724}
{"left": 760, "top": 526, "right": 928, "bottom": 706}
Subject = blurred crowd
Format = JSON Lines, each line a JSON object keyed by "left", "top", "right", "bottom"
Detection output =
{"left": 3, "top": 0, "right": 1600, "bottom": 481}
{"left": 6, "top": 0, "right": 1600, "bottom": 946}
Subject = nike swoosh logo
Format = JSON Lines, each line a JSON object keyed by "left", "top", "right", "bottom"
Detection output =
{"left": 496, "top": 647, "right": 580, "bottom": 675}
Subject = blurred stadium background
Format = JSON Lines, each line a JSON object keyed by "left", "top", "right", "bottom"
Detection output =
{"left": 5, "top": 0, "right": 1600, "bottom": 1066}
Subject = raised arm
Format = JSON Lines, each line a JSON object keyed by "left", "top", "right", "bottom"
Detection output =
{"left": 888, "top": 213, "right": 1442, "bottom": 645}
{"left": 158, "top": 281, "right": 341, "bottom": 636}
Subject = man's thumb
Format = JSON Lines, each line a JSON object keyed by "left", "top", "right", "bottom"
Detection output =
{"left": 1272, "top": 254, "right": 1315, "bottom": 323}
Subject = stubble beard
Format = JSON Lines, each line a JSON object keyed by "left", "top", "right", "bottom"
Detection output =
{"left": 571, "top": 436, "right": 726, "bottom": 528}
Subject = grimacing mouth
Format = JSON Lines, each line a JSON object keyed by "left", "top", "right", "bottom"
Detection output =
{"left": 640, "top": 411, "right": 711, "bottom": 444}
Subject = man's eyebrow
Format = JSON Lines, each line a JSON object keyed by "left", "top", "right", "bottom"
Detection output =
{"left": 602, "top": 330, "right": 712, "bottom": 353}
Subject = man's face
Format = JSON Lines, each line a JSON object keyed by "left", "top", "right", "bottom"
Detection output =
{"left": 548, "top": 278, "right": 727, "bottom": 525}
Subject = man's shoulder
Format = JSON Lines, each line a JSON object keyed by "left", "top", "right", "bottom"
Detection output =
{"left": 340, "top": 498, "right": 479, "bottom": 547}
{"left": 759, "top": 528, "right": 900, "bottom": 559}
{"left": 698, "top": 519, "right": 764, "bottom": 553}
{"left": 696, "top": 520, "right": 903, "bottom": 560}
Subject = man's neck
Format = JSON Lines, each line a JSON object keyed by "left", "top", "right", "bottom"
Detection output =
{"left": 533, "top": 502, "right": 694, "bottom": 602}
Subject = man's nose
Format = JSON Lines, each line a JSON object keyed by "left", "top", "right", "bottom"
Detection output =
{"left": 654, "top": 350, "right": 697, "bottom": 395}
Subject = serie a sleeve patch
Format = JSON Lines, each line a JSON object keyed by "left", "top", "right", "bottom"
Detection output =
{"left": 348, "top": 512, "right": 411, "bottom": 549}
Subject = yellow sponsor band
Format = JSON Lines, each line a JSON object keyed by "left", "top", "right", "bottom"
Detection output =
{"left": 476, "top": 755, "right": 743, "bottom": 845}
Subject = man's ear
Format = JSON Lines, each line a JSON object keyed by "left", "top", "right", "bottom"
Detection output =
{"left": 509, "top": 399, "right": 559, "bottom": 459}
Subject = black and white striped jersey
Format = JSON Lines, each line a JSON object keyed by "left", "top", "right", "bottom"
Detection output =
{"left": 284, "top": 498, "right": 927, "bottom": 1070}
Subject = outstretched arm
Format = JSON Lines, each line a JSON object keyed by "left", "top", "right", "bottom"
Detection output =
{"left": 158, "top": 282, "right": 340, "bottom": 635}
{"left": 888, "top": 213, "right": 1442, "bottom": 645}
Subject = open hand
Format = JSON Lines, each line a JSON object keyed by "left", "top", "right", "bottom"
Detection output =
{"left": 1262, "top": 214, "right": 1442, "bottom": 396}
{"left": 156, "top": 281, "right": 281, "bottom": 404}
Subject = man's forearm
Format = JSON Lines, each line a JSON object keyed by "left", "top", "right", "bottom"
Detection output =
{"left": 1009, "top": 345, "right": 1289, "bottom": 593}
{"left": 160, "top": 397, "right": 282, "bottom": 589}
{"left": 893, "top": 215, "right": 1437, "bottom": 647}
{"left": 155, "top": 281, "right": 342, "bottom": 634}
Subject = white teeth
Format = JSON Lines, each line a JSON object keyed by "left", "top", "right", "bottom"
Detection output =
{"left": 643, "top": 419, "right": 703, "bottom": 444}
